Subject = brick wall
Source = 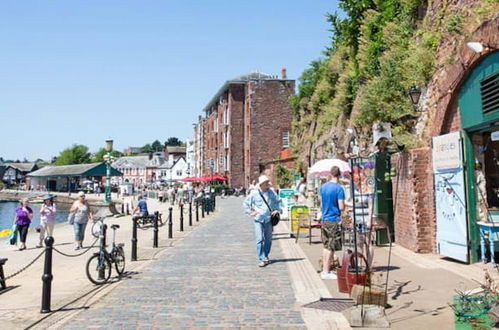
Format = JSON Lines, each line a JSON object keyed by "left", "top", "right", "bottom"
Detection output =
{"left": 228, "top": 85, "right": 245, "bottom": 188}
{"left": 247, "top": 80, "right": 295, "bottom": 183}
{"left": 392, "top": 148, "right": 436, "bottom": 253}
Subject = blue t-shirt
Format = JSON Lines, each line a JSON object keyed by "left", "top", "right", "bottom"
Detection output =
{"left": 137, "top": 200, "right": 148, "bottom": 215}
{"left": 320, "top": 182, "right": 345, "bottom": 221}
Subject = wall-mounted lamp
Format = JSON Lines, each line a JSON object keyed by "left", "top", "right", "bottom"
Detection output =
{"left": 409, "top": 85, "right": 422, "bottom": 106}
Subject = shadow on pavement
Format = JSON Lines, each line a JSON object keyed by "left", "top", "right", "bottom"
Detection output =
{"left": 271, "top": 258, "right": 304, "bottom": 263}
{"left": 0, "top": 285, "right": 20, "bottom": 295}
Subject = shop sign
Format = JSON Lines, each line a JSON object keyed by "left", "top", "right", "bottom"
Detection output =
{"left": 491, "top": 131, "right": 499, "bottom": 141}
{"left": 432, "top": 132, "right": 462, "bottom": 171}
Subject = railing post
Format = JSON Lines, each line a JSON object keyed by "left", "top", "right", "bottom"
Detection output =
{"left": 131, "top": 217, "right": 138, "bottom": 261}
{"left": 168, "top": 207, "right": 173, "bottom": 239}
{"left": 40, "top": 236, "right": 54, "bottom": 313}
{"left": 121, "top": 202, "right": 124, "bottom": 214}
{"left": 206, "top": 197, "right": 210, "bottom": 216}
{"left": 195, "top": 201, "right": 199, "bottom": 222}
{"left": 201, "top": 198, "right": 205, "bottom": 219}
{"left": 189, "top": 202, "right": 192, "bottom": 226}
{"left": 180, "top": 204, "right": 184, "bottom": 232}
{"left": 153, "top": 212, "right": 159, "bottom": 248}
{"left": 126, "top": 203, "right": 130, "bottom": 215}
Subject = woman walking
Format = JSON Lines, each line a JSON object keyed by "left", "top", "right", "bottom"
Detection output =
{"left": 14, "top": 198, "right": 33, "bottom": 250}
{"left": 70, "top": 191, "right": 93, "bottom": 250}
{"left": 37, "top": 194, "right": 56, "bottom": 248}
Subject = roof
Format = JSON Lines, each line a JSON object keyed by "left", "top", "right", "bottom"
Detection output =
{"left": 6, "top": 163, "right": 38, "bottom": 172}
{"left": 0, "top": 166, "right": 6, "bottom": 179}
{"left": 165, "top": 146, "right": 186, "bottom": 154}
{"left": 112, "top": 155, "right": 167, "bottom": 168}
{"left": 202, "top": 71, "right": 293, "bottom": 114}
{"left": 28, "top": 162, "right": 122, "bottom": 177}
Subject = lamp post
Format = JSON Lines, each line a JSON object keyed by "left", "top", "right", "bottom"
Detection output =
{"left": 408, "top": 85, "right": 422, "bottom": 110}
{"left": 103, "top": 139, "right": 114, "bottom": 203}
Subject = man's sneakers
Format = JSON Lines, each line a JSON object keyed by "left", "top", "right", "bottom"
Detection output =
{"left": 320, "top": 271, "right": 337, "bottom": 280}
{"left": 264, "top": 257, "right": 270, "bottom": 265}
{"left": 258, "top": 261, "right": 266, "bottom": 267}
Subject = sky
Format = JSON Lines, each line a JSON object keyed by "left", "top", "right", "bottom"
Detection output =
{"left": 0, "top": 0, "right": 338, "bottom": 161}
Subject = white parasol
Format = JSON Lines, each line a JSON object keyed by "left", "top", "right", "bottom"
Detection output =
{"left": 309, "top": 158, "right": 351, "bottom": 176}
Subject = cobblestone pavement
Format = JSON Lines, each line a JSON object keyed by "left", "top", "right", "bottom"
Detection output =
{"left": 63, "top": 197, "right": 306, "bottom": 329}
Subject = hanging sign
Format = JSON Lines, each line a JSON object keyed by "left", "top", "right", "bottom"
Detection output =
{"left": 432, "top": 132, "right": 462, "bottom": 171}
{"left": 491, "top": 131, "right": 499, "bottom": 141}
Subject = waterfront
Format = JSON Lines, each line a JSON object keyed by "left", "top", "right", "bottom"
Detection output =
{"left": 0, "top": 201, "right": 69, "bottom": 233}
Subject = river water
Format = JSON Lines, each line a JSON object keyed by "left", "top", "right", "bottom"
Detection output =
{"left": 0, "top": 201, "right": 69, "bottom": 233}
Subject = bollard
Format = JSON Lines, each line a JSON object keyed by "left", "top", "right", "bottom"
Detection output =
{"left": 212, "top": 195, "right": 216, "bottom": 211}
{"left": 98, "top": 224, "right": 108, "bottom": 280}
{"left": 201, "top": 199, "right": 205, "bottom": 218}
{"left": 195, "top": 201, "right": 199, "bottom": 222}
{"left": 41, "top": 236, "right": 54, "bottom": 313}
{"left": 121, "top": 203, "right": 124, "bottom": 214}
{"left": 168, "top": 207, "right": 173, "bottom": 239}
{"left": 153, "top": 212, "right": 159, "bottom": 248}
{"left": 189, "top": 202, "right": 192, "bottom": 226}
{"left": 131, "top": 216, "right": 138, "bottom": 261}
{"left": 206, "top": 198, "right": 210, "bottom": 216}
{"left": 180, "top": 205, "right": 184, "bottom": 232}
{"left": 126, "top": 203, "right": 130, "bottom": 215}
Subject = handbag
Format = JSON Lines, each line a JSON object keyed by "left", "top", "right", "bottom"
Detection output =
{"left": 67, "top": 212, "right": 75, "bottom": 225}
{"left": 258, "top": 190, "right": 280, "bottom": 226}
{"left": 9, "top": 224, "right": 18, "bottom": 245}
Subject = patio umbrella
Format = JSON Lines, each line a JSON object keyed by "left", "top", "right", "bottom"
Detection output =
{"left": 309, "top": 158, "right": 351, "bottom": 176}
{"left": 211, "top": 174, "right": 227, "bottom": 181}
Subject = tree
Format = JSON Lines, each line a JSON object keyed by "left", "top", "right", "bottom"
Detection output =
{"left": 164, "top": 137, "right": 183, "bottom": 147}
{"left": 55, "top": 144, "right": 91, "bottom": 165}
{"left": 92, "top": 148, "right": 123, "bottom": 163}
{"left": 151, "top": 140, "right": 163, "bottom": 152}
{"left": 141, "top": 144, "right": 153, "bottom": 153}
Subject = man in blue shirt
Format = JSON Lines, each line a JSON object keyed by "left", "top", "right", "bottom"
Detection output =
{"left": 320, "top": 166, "right": 345, "bottom": 280}
{"left": 133, "top": 195, "right": 149, "bottom": 216}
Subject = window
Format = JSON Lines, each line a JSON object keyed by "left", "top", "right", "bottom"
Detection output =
{"left": 176, "top": 169, "right": 182, "bottom": 176}
{"left": 224, "top": 155, "right": 229, "bottom": 171}
{"left": 282, "top": 130, "right": 290, "bottom": 148}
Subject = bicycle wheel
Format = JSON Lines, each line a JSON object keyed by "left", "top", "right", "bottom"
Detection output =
{"left": 91, "top": 220, "right": 103, "bottom": 238}
{"left": 86, "top": 254, "right": 112, "bottom": 285}
{"left": 114, "top": 247, "right": 126, "bottom": 275}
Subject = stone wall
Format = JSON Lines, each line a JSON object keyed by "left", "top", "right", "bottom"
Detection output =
{"left": 228, "top": 85, "right": 245, "bottom": 188}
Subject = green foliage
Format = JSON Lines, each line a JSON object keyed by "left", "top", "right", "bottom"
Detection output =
{"left": 151, "top": 140, "right": 163, "bottom": 152}
{"left": 275, "top": 164, "right": 292, "bottom": 188}
{"left": 92, "top": 148, "right": 123, "bottom": 163}
{"left": 446, "top": 14, "right": 463, "bottom": 33}
{"left": 141, "top": 144, "right": 153, "bottom": 153}
{"left": 165, "top": 137, "right": 183, "bottom": 147}
{"left": 55, "top": 144, "right": 91, "bottom": 165}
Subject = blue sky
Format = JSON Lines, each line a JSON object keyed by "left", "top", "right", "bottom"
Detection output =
{"left": 0, "top": 0, "right": 338, "bottom": 161}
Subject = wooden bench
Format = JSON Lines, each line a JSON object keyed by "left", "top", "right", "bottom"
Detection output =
{"left": 0, "top": 258, "right": 7, "bottom": 290}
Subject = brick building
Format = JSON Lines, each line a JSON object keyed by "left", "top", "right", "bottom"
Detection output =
{"left": 195, "top": 70, "right": 295, "bottom": 188}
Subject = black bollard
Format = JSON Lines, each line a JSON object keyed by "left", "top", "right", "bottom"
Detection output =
{"left": 195, "top": 201, "right": 199, "bottom": 222}
{"left": 126, "top": 203, "right": 130, "bottom": 215}
{"left": 131, "top": 217, "right": 138, "bottom": 261}
{"left": 189, "top": 202, "right": 192, "bottom": 226}
{"left": 168, "top": 207, "right": 173, "bottom": 239}
{"left": 153, "top": 211, "right": 159, "bottom": 248}
{"left": 212, "top": 195, "right": 216, "bottom": 211}
{"left": 40, "top": 236, "right": 54, "bottom": 313}
{"left": 206, "top": 197, "right": 210, "bottom": 216}
{"left": 180, "top": 204, "right": 184, "bottom": 232}
{"left": 201, "top": 199, "right": 205, "bottom": 219}
{"left": 121, "top": 203, "right": 124, "bottom": 214}
{"left": 98, "top": 224, "right": 108, "bottom": 279}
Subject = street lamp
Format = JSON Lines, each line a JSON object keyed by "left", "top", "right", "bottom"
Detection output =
{"left": 408, "top": 85, "right": 422, "bottom": 108}
{"left": 103, "top": 139, "right": 114, "bottom": 203}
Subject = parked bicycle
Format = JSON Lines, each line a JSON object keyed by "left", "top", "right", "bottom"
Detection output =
{"left": 85, "top": 223, "right": 125, "bottom": 285}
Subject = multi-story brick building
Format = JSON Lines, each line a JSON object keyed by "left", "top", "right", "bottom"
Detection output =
{"left": 195, "top": 70, "right": 295, "bottom": 188}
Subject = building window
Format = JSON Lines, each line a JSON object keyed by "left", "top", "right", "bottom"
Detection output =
{"left": 282, "top": 130, "right": 290, "bottom": 148}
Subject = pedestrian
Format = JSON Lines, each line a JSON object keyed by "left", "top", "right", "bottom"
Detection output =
{"left": 247, "top": 180, "right": 257, "bottom": 195}
{"left": 243, "top": 175, "right": 282, "bottom": 267}
{"left": 70, "top": 191, "right": 93, "bottom": 250}
{"left": 319, "top": 166, "right": 345, "bottom": 280}
{"left": 13, "top": 198, "right": 33, "bottom": 250}
{"left": 37, "top": 194, "right": 56, "bottom": 248}
{"left": 133, "top": 195, "right": 149, "bottom": 216}
{"left": 158, "top": 190, "right": 164, "bottom": 203}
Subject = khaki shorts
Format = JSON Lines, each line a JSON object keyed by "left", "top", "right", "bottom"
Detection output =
{"left": 321, "top": 221, "right": 340, "bottom": 251}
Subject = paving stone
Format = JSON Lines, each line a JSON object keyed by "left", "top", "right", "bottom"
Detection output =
{"left": 63, "top": 198, "right": 305, "bottom": 329}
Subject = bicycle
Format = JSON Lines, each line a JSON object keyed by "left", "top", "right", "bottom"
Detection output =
{"left": 85, "top": 223, "right": 125, "bottom": 285}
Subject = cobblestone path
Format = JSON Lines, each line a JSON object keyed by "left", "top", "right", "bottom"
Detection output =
{"left": 64, "top": 197, "right": 305, "bottom": 329}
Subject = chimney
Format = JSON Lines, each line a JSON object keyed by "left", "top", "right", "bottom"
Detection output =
{"left": 281, "top": 67, "right": 287, "bottom": 80}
